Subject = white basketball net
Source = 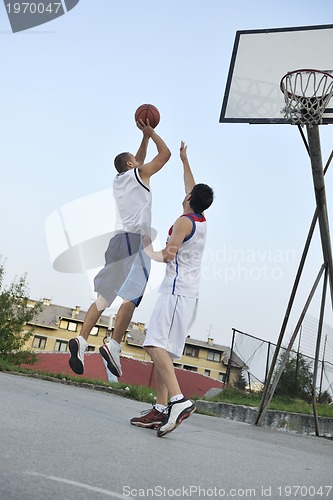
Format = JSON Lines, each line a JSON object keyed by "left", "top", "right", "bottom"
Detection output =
{"left": 280, "top": 69, "right": 333, "bottom": 126}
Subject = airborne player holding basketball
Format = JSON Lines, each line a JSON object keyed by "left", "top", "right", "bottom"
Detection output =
{"left": 68, "top": 116, "right": 171, "bottom": 378}
{"left": 130, "top": 141, "right": 214, "bottom": 437}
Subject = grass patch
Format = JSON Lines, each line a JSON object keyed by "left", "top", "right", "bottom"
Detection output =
{"left": 0, "top": 360, "right": 156, "bottom": 405}
{"left": 204, "top": 387, "right": 333, "bottom": 419}
{"left": 1, "top": 362, "right": 332, "bottom": 418}
{"left": 205, "top": 387, "right": 262, "bottom": 407}
{"left": 112, "top": 382, "right": 156, "bottom": 404}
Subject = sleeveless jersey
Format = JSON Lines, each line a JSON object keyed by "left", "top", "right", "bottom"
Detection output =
{"left": 113, "top": 167, "right": 152, "bottom": 235}
{"left": 158, "top": 213, "right": 207, "bottom": 298}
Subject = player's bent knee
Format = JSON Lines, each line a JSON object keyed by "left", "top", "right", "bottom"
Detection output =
{"left": 95, "top": 295, "right": 110, "bottom": 311}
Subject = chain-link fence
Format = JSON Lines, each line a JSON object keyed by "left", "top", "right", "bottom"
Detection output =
{"left": 229, "top": 315, "right": 333, "bottom": 399}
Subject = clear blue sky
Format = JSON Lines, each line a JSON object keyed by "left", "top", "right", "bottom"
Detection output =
{"left": 1, "top": 0, "right": 333, "bottom": 353}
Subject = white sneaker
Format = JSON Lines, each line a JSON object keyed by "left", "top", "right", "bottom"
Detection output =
{"left": 99, "top": 340, "right": 122, "bottom": 377}
{"left": 68, "top": 336, "right": 88, "bottom": 375}
{"left": 157, "top": 398, "right": 196, "bottom": 437}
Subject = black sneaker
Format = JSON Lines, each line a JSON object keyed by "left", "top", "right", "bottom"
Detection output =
{"left": 157, "top": 398, "right": 196, "bottom": 437}
{"left": 68, "top": 336, "right": 88, "bottom": 375}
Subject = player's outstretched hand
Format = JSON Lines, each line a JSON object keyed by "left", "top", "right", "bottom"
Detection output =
{"left": 136, "top": 118, "right": 154, "bottom": 137}
{"left": 180, "top": 141, "right": 188, "bottom": 163}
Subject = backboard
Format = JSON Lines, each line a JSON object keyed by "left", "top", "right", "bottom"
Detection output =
{"left": 220, "top": 24, "right": 333, "bottom": 124}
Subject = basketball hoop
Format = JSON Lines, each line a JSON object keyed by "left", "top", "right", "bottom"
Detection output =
{"left": 280, "top": 69, "right": 333, "bottom": 126}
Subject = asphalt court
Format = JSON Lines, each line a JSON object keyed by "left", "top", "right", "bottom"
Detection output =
{"left": 0, "top": 372, "right": 332, "bottom": 499}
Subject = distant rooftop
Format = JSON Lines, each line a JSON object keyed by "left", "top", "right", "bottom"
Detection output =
{"left": 28, "top": 299, "right": 246, "bottom": 369}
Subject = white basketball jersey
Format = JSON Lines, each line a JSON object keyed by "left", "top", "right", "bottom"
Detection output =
{"left": 113, "top": 168, "right": 152, "bottom": 235}
{"left": 159, "top": 213, "right": 207, "bottom": 298}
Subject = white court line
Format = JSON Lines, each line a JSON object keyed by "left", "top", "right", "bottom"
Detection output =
{"left": 24, "top": 471, "right": 133, "bottom": 499}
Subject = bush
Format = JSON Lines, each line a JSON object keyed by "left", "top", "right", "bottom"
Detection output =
{"left": 0, "top": 258, "right": 42, "bottom": 365}
{"left": 275, "top": 351, "right": 313, "bottom": 402}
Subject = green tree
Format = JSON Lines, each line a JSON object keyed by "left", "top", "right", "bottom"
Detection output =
{"left": 234, "top": 371, "right": 247, "bottom": 390}
{"left": 318, "top": 389, "right": 332, "bottom": 405}
{"left": 275, "top": 350, "right": 313, "bottom": 402}
{"left": 0, "top": 259, "right": 43, "bottom": 365}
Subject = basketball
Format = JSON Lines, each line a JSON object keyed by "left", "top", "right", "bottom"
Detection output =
{"left": 135, "top": 104, "right": 160, "bottom": 128}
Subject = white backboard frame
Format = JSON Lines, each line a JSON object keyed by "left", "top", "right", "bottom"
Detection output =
{"left": 220, "top": 24, "right": 333, "bottom": 124}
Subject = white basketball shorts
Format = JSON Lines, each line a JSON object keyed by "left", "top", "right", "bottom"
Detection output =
{"left": 143, "top": 293, "right": 198, "bottom": 358}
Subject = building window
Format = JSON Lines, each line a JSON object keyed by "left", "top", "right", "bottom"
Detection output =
{"left": 184, "top": 345, "right": 199, "bottom": 357}
{"left": 59, "top": 319, "right": 78, "bottom": 332}
{"left": 204, "top": 369, "right": 211, "bottom": 377}
{"left": 183, "top": 365, "right": 198, "bottom": 372}
{"left": 59, "top": 319, "right": 68, "bottom": 329}
{"left": 55, "top": 340, "right": 68, "bottom": 352}
{"left": 218, "top": 372, "right": 226, "bottom": 382}
{"left": 32, "top": 336, "right": 47, "bottom": 349}
{"left": 68, "top": 321, "right": 77, "bottom": 332}
{"left": 207, "top": 350, "right": 221, "bottom": 362}
{"left": 90, "top": 326, "right": 99, "bottom": 336}
{"left": 173, "top": 363, "right": 183, "bottom": 369}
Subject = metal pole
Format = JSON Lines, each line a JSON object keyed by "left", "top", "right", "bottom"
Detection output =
{"left": 256, "top": 210, "right": 317, "bottom": 424}
{"left": 248, "top": 372, "right": 251, "bottom": 392}
{"left": 295, "top": 324, "right": 302, "bottom": 388}
{"left": 319, "top": 334, "right": 328, "bottom": 399}
{"left": 256, "top": 142, "right": 333, "bottom": 426}
{"left": 306, "top": 125, "right": 333, "bottom": 308}
{"left": 312, "top": 266, "right": 328, "bottom": 436}
{"left": 256, "top": 264, "right": 326, "bottom": 426}
{"left": 264, "top": 341, "right": 271, "bottom": 384}
{"left": 226, "top": 329, "right": 236, "bottom": 385}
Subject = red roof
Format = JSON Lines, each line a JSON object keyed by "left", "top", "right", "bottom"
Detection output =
{"left": 21, "top": 352, "right": 223, "bottom": 398}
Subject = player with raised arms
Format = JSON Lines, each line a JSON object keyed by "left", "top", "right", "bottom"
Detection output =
{"left": 131, "top": 141, "right": 214, "bottom": 437}
{"left": 68, "top": 105, "right": 171, "bottom": 378}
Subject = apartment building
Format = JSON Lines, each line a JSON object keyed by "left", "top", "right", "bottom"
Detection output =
{"left": 24, "top": 299, "right": 244, "bottom": 384}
